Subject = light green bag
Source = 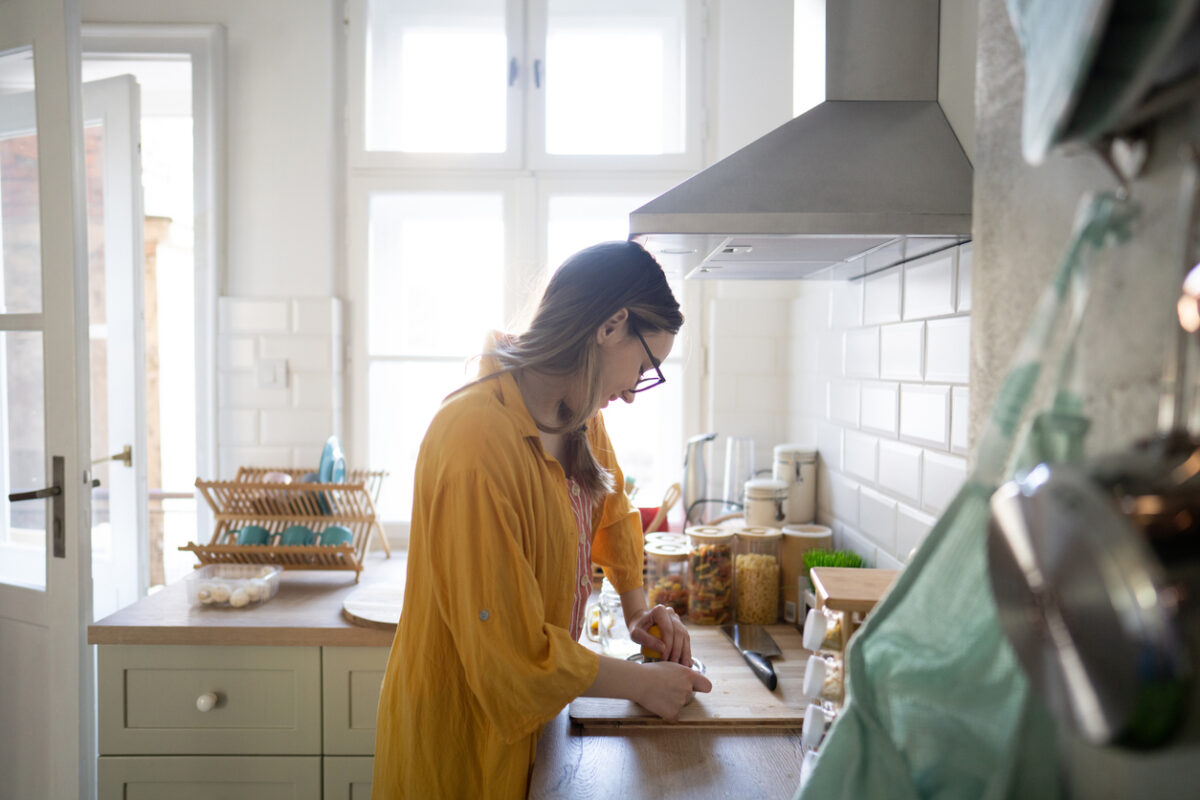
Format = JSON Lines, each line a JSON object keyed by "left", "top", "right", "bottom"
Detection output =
{"left": 796, "top": 193, "right": 1137, "bottom": 800}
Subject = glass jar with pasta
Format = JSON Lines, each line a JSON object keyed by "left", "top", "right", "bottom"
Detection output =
{"left": 645, "top": 540, "right": 689, "bottom": 616}
{"left": 686, "top": 526, "right": 734, "bottom": 625}
{"left": 734, "top": 527, "right": 782, "bottom": 624}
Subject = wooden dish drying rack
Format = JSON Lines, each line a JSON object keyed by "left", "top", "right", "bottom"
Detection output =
{"left": 182, "top": 466, "right": 390, "bottom": 582}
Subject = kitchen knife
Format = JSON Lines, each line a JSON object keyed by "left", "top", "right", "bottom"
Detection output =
{"left": 720, "top": 623, "right": 781, "bottom": 691}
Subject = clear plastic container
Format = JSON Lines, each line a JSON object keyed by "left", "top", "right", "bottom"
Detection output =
{"left": 801, "top": 701, "right": 839, "bottom": 751}
{"left": 734, "top": 527, "right": 782, "bottom": 624}
{"left": 802, "top": 652, "right": 845, "bottom": 704}
{"left": 802, "top": 606, "right": 849, "bottom": 653}
{"left": 185, "top": 564, "right": 283, "bottom": 608}
{"left": 686, "top": 526, "right": 734, "bottom": 625}
{"left": 645, "top": 540, "right": 689, "bottom": 616}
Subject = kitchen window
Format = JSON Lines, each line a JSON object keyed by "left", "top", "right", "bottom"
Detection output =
{"left": 347, "top": 1, "right": 703, "bottom": 534}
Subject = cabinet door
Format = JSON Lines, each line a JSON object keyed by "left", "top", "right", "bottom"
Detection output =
{"left": 98, "top": 645, "right": 321, "bottom": 755}
{"left": 323, "top": 647, "right": 389, "bottom": 754}
{"left": 98, "top": 756, "right": 320, "bottom": 800}
{"left": 324, "top": 755, "right": 374, "bottom": 800}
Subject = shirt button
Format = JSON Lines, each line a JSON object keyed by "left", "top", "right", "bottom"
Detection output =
{"left": 479, "top": 610, "right": 489, "bottom": 621}
{"left": 580, "top": 576, "right": 589, "bottom": 588}
{"left": 570, "top": 484, "right": 580, "bottom": 497}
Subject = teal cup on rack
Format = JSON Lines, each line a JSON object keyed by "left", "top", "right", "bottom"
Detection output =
{"left": 280, "top": 524, "right": 315, "bottom": 546}
{"left": 319, "top": 525, "right": 354, "bottom": 547}
{"left": 236, "top": 524, "right": 271, "bottom": 546}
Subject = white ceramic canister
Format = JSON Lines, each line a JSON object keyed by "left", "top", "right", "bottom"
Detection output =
{"left": 773, "top": 444, "right": 817, "bottom": 524}
{"left": 743, "top": 478, "right": 788, "bottom": 528}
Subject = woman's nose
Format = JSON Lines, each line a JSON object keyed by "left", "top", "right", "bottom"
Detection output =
{"left": 620, "top": 388, "right": 636, "bottom": 404}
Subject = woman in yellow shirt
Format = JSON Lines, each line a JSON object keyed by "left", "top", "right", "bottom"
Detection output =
{"left": 372, "top": 241, "right": 711, "bottom": 798}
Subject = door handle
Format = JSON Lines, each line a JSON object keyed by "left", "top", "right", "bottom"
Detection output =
{"left": 7, "top": 455, "right": 66, "bottom": 558}
{"left": 92, "top": 444, "right": 132, "bottom": 468}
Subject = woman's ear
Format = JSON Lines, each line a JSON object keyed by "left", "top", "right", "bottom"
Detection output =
{"left": 596, "top": 307, "right": 629, "bottom": 344}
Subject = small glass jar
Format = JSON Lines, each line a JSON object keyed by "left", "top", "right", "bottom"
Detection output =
{"left": 801, "top": 701, "right": 839, "bottom": 752}
{"left": 802, "top": 652, "right": 845, "bottom": 704}
{"left": 645, "top": 540, "right": 689, "bottom": 616}
{"left": 743, "top": 478, "right": 788, "bottom": 528}
{"left": 802, "top": 606, "right": 848, "bottom": 653}
{"left": 734, "top": 527, "right": 782, "bottom": 624}
{"left": 686, "top": 526, "right": 734, "bottom": 625}
{"left": 584, "top": 577, "right": 640, "bottom": 659}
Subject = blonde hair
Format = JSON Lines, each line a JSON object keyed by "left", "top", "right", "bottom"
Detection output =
{"left": 488, "top": 241, "right": 683, "bottom": 497}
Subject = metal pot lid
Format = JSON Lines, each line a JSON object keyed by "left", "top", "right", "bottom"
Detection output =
{"left": 987, "top": 462, "right": 1191, "bottom": 746}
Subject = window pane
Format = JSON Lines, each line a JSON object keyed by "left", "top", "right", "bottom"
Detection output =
{"left": 365, "top": 0, "right": 508, "bottom": 153}
{"left": 602, "top": 360, "right": 682, "bottom": 514}
{"left": 0, "top": 331, "right": 47, "bottom": 591}
{"left": 546, "top": 193, "right": 652, "bottom": 273}
{"left": 368, "top": 191, "right": 505, "bottom": 356}
{"left": 545, "top": 0, "right": 687, "bottom": 155}
{"left": 369, "top": 359, "right": 476, "bottom": 522}
{"left": 0, "top": 48, "right": 43, "bottom": 314}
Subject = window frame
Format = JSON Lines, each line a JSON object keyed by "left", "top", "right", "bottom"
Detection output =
{"left": 345, "top": 0, "right": 706, "bottom": 172}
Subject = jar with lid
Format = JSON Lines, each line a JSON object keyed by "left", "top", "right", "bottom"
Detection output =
{"left": 801, "top": 701, "right": 839, "bottom": 752}
{"left": 743, "top": 478, "right": 788, "bottom": 528}
{"left": 645, "top": 540, "right": 689, "bottom": 616}
{"left": 686, "top": 526, "right": 734, "bottom": 625}
{"left": 802, "top": 606, "right": 849, "bottom": 653}
{"left": 773, "top": 444, "right": 817, "bottom": 524}
{"left": 802, "top": 651, "right": 845, "bottom": 704}
{"left": 734, "top": 527, "right": 782, "bottom": 624}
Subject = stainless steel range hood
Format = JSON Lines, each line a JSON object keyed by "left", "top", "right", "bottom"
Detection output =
{"left": 631, "top": 0, "right": 973, "bottom": 280}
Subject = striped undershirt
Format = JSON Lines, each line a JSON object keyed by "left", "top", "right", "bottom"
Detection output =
{"left": 566, "top": 477, "right": 594, "bottom": 642}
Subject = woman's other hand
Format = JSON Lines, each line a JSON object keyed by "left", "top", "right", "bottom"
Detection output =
{"left": 628, "top": 604, "right": 691, "bottom": 665}
{"left": 634, "top": 661, "right": 713, "bottom": 722}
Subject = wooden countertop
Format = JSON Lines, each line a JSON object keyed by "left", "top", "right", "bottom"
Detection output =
{"left": 87, "top": 552, "right": 406, "bottom": 647}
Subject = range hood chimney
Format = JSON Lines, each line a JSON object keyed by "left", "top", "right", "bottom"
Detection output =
{"left": 631, "top": 0, "right": 973, "bottom": 280}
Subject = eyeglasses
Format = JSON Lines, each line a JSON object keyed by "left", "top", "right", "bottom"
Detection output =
{"left": 631, "top": 326, "right": 666, "bottom": 393}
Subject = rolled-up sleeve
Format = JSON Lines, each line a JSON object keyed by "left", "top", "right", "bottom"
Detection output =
{"left": 424, "top": 470, "right": 599, "bottom": 744}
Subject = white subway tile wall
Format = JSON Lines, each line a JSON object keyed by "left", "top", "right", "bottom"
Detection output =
{"left": 217, "top": 297, "right": 345, "bottom": 477}
{"left": 787, "top": 243, "right": 972, "bottom": 567}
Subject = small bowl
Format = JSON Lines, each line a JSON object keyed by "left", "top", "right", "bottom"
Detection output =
{"left": 280, "top": 524, "right": 315, "bottom": 546}
{"left": 320, "top": 525, "right": 354, "bottom": 547}
{"left": 625, "top": 653, "right": 706, "bottom": 675}
{"left": 235, "top": 524, "right": 271, "bottom": 546}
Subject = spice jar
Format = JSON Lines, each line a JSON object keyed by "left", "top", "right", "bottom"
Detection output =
{"left": 802, "top": 606, "right": 848, "bottom": 653}
{"left": 734, "top": 527, "right": 782, "bottom": 624}
{"left": 802, "top": 652, "right": 845, "bottom": 704}
{"left": 686, "top": 526, "right": 734, "bottom": 625}
{"left": 773, "top": 444, "right": 817, "bottom": 524}
{"left": 801, "top": 701, "right": 839, "bottom": 751}
{"left": 743, "top": 478, "right": 788, "bottom": 528}
{"left": 645, "top": 540, "right": 689, "bottom": 616}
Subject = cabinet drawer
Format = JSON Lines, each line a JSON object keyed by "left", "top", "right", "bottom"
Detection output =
{"left": 323, "top": 647, "right": 388, "bottom": 754}
{"left": 98, "top": 645, "right": 321, "bottom": 755}
{"left": 98, "top": 755, "right": 320, "bottom": 800}
{"left": 324, "top": 755, "right": 374, "bottom": 800}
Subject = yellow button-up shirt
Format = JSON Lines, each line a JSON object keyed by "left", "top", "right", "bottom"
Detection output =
{"left": 372, "top": 368, "right": 642, "bottom": 799}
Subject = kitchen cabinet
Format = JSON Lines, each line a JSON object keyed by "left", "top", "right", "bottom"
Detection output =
{"left": 96, "top": 643, "right": 387, "bottom": 798}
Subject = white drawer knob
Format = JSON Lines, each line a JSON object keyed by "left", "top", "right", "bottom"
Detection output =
{"left": 196, "top": 692, "right": 219, "bottom": 712}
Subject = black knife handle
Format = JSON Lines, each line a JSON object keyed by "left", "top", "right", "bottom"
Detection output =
{"left": 742, "top": 650, "right": 777, "bottom": 691}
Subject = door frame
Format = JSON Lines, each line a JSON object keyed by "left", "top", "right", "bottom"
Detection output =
{"left": 81, "top": 23, "right": 226, "bottom": 537}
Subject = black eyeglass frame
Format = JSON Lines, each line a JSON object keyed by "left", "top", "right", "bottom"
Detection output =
{"left": 630, "top": 326, "right": 666, "bottom": 393}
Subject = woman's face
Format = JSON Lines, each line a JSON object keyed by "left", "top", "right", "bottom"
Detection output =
{"left": 593, "top": 323, "right": 675, "bottom": 413}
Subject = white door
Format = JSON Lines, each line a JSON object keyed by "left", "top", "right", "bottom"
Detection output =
{"left": 0, "top": 1, "right": 95, "bottom": 799}
{"left": 83, "top": 74, "right": 148, "bottom": 622}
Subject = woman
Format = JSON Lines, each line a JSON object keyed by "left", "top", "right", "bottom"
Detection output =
{"left": 372, "top": 241, "right": 711, "bottom": 799}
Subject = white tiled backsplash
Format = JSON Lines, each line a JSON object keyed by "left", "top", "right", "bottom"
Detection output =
{"left": 217, "top": 297, "right": 344, "bottom": 476}
{"left": 786, "top": 243, "right": 973, "bottom": 568}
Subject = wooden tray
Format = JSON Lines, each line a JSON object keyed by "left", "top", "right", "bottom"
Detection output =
{"left": 811, "top": 567, "right": 899, "bottom": 613}
{"left": 568, "top": 624, "right": 809, "bottom": 728}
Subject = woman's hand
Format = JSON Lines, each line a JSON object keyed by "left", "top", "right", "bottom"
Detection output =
{"left": 628, "top": 604, "right": 691, "bottom": 666}
{"left": 633, "top": 661, "right": 713, "bottom": 722}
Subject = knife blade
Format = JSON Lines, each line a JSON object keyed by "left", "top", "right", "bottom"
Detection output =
{"left": 720, "top": 623, "right": 780, "bottom": 691}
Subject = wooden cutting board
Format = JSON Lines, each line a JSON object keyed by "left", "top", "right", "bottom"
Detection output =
{"left": 341, "top": 581, "right": 406, "bottom": 630}
{"left": 568, "top": 623, "right": 810, "bottom": 728}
